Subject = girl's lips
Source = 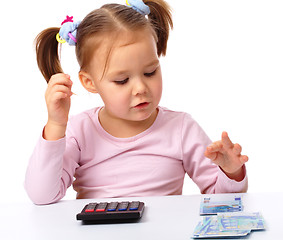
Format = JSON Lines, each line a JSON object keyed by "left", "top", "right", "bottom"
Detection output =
{"left": 134, "top": 102, "right": 150, "bottom": 109}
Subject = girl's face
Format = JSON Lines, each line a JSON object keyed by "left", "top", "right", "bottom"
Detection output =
{"left": 83, "top": 29, "right": 162, "bottom": 123}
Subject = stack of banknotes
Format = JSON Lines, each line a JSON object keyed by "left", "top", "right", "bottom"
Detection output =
{"left": 192, "top": 195, "right": 266, "bottom": 238}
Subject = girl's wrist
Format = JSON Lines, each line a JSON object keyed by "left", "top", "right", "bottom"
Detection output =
{"left": 43, "top": 121, "right": 67, "bottom": 141}
{"left": 220, "top": 166, "right": 245, "bottom": 182}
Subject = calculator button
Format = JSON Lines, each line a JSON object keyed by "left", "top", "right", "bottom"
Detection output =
{"left": 118, "top": 202, "right": 129, "bottom": 211}
{"left": 85, "top": 209, "right": 95, "bottom": 212}
{"left": 129, "top": 201, "right": 140, "bottom": 211}
{"left": 107, "top": 202, "right": 118, "bottom": 211}
{"left": 85, "top": 203, "right": 96, "bottom": 212}
{"left": 96, "top": 202, "right": 108, "bottom": 212}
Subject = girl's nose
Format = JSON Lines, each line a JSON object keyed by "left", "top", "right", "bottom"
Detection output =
{"left": 132, "top": 78, "right": 148, "bottom": 96}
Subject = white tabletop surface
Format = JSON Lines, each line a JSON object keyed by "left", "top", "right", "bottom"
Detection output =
{"left": 0, "top": 192, "right": 282, "bottom": 240}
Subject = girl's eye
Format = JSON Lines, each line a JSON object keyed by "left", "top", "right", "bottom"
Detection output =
{"left": 114, "top": 78, "right": 129, "bottom": 85}
{"left": 144, "top": 69, "right": 157, "bottom": 77}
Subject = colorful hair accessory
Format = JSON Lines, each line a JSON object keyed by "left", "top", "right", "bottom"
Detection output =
{"left": 56, "top": 33, "right": 66, "bottom": 44}
{"left": 68, "top": 32, "right": 77, "bottom": 43}
{"left": 126, "top": 0, "right": 150, "bottom": 15}
{"left": 57, "top": 16, "right": 81, "bottom": 45}
{"left": 61, "top": 15, "right": 74, "bottom": 25}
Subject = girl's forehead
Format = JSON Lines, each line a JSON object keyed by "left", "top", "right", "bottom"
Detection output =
{"left": 113, "top": 28, "right": 155, "bottom": 48}
{"left": 89, "top": 29, "right": 157, "bottom": 75}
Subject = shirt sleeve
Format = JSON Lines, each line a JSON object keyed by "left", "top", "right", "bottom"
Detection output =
{"left": 24, "top": 122, "right": 80, "bottom": 205}
{"left": 181, "top": 113, "right": 248, "bottom": 194}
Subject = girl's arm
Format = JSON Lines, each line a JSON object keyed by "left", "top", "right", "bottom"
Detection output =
{"left": 25, "top": 73, "right": 77, "bottom": 204}
{"left": 24, "top": 124, "right": 80, "bottom": 205}
{"left": 181, "top": 115, "right": 248, "bottom": 194}
{"left": 25, "top": 135, "right": 67, "bottom": 204}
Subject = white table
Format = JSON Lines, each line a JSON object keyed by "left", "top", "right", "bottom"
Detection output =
{"left": 0, "top": 192, "right": 282, "bottom": 239}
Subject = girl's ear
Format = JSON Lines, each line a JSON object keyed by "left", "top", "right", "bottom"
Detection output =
{"left": 79, "top": 71, "right": 98, "bottom": 93}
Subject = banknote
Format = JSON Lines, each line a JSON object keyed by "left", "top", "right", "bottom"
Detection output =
{"left": 192, "top": 215, "right": 250, "bottom": 238}
{"left": 200, "top": 195, "right": 243, "bottom": 215}
{"left": 218, "top": 212, "right": 266, "bottom": 231}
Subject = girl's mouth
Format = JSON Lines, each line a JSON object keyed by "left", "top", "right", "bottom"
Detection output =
{"left": 134, "top": 102, "right": 150, "bottom": 109}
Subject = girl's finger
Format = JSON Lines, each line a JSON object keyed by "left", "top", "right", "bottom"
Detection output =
{"left": 222, "top": 131, "right": 234, "bottom": 148}
{"left": 240, "top": 155, "right": 249, "bottom": 164}
{"left": 52, "top": 85, "right": 72, "bottom": 94}
{"left": 233, "top": 143, "right": 242, "bottom": 156}
{"left": 206, "top": 141, "right": 222, "bottom": 153}
{"left": 204, "top": 150, "right": 218, "bottom": 161}
{"left": 52, "top": 92, "right": 69, "bottom": 101}
{"left": 47, "top": 85, "right": 72, "bottom": 99}
{"left": 48, "top": 73, "right": 73, "bottom": 88}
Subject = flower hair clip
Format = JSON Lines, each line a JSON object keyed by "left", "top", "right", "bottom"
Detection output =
{"left": 56, "top": 15, "right": 81, "bottom": 45}
{"left": 61, "top": 15, "right": 74, "bottom": 25}
{"left": 126, "top": 0, "right": 150, "bottom": 15}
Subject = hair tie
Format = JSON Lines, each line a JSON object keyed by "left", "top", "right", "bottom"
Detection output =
{"left": 56, "top": 15, "right": 81, "bottom": 45}
{"left": 126, "top": 0, "right": 150, "bottom": 15}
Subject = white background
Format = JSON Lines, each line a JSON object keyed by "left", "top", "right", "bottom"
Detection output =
{"left": 0, "top": 0, "right": 282, "bottom": 204}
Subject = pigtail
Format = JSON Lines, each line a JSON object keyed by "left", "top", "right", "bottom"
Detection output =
{"left": 144, "top": 0, "right": 173, "bottom": 56}
{"left": 35, "top": 28, "right": 63, "bottom": 83}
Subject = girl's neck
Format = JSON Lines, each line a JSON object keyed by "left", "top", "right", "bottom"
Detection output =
{"left": 98, "top": 107, "right": 159, "bottom": 138}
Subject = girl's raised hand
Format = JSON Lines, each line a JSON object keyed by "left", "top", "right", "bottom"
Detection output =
{"left": 43, "top": 73, "right": 73, "bottom": 140}
{"left": 204, "top": 132, "right": 248, "bottom": 181}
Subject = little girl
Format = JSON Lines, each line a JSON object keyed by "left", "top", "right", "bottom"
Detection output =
{"left": 25, "top": 0, "right": 248, "bottom": 205}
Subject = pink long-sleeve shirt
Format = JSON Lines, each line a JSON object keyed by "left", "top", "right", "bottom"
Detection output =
{"left": 25, "top": 106, "right": 248, "bottom": 205}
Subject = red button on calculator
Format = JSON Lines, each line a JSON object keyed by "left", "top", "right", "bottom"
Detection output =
{"left": 95, "top": 202, "right": 107, "bottom": 212}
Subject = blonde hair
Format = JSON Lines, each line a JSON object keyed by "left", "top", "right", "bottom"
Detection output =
{"left": 35, "top": 0, "right": 173, "bottom": 82}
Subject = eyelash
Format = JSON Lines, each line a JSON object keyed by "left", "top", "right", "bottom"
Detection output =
{"left": 144, "top": 69, "right": 157, "bottom": 77}
{"left": 114, "top": 69, "right": 157, "bottom": 85}
{"left": 115, "top": 78, "right": 129, "bottom": 85}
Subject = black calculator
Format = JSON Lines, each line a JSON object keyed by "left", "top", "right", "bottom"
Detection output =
{"left": 76, "top": 201, "right": 145, "bottom": 223}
